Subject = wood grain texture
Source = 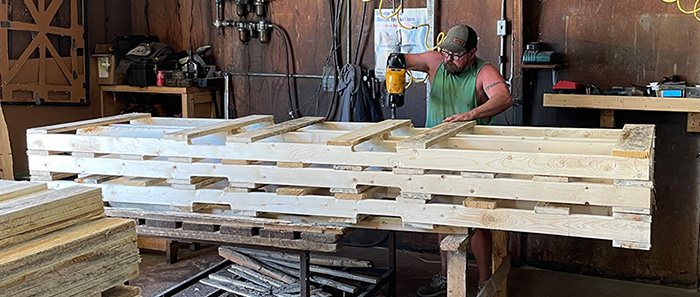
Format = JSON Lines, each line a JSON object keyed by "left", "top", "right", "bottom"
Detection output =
{"left": 398, "top": 121, "right": 476, "bottom": 149}
{"left": 164, "top": 115, "right": 273, "bottom": 142}
{"left": 544, "top": 94, "right": 700, "bottom": 113}
{"left": 613, "top": 124, "right": 655, "bottom": 158}
{"left": 227, "top": 117, "right": 325, "bottom": 143}
{"left": 327, "top": 120, "right": 411, "bottom": 146}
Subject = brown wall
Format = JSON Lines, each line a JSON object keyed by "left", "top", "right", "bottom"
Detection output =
{"left": 6, "top": 0, "right": 132, "bottom": 174}
{"left": 525, "top": 0, "right": 700, "bottom": 287}
{"left": 125, "top": 0, "right": 700, "bottom": 287}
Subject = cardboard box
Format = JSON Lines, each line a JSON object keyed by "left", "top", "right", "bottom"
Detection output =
{"left": 92, "top": 54, "right": 125, "bottom": 85}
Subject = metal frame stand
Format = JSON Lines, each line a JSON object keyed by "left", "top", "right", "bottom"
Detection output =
{"left": 154, "top": 231, "right": 398, "bottom": 296}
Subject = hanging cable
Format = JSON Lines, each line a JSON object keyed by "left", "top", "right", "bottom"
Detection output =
{"left": 662, "top": 0, "right": 700, "bottom": 22}
{"left": 270, "top": 24, "right": 302, "bottom": 118}
{"left": 353, "top": 0, "right": 368, "bottom": 64}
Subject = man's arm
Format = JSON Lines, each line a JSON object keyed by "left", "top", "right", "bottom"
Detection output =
{"left": 443, "top": 64, "right": 512, "bottom": 122}
{"left": 405, "top": 51, "right": 442, "bottom": 74}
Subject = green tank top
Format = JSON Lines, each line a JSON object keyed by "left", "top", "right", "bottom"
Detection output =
{"left": 426, "top": 57, "right": 494, "bottom": 128}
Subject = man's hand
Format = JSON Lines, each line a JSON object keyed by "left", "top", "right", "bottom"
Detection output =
{"left": 443, "top": 112, "right": 474, "bottom": 123}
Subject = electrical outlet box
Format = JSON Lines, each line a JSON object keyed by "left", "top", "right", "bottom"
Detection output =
{"left": 497, "top": 20, "right": 507, "bottom": 36}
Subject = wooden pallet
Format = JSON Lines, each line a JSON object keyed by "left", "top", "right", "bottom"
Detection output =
{"left": 106, "top": 207, "right": 346, "bottom": 253}
{"left": 27, "top": 113, "right": 655, "bottom": 249}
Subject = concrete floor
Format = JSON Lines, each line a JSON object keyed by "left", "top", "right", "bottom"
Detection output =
{"left": 131, "top": 244, "right": 700, "bottom": 297}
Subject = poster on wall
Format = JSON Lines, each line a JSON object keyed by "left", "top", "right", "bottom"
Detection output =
{"left": 374, "top": 8, "right": 430, "bottom": 81}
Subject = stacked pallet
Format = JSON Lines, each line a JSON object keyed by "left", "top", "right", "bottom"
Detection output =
{"left": 0, "top": 181, "right": 140, "bottom": 297}
{"left": 200, "top": 246, "right": 378, "bottom": 296}
{"left": 26, "top": 113, "right": 655, "bottom": 249}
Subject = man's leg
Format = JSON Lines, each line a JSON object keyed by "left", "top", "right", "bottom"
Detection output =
{"left": 470, "top": 229, "right": 493, "bottom": 285}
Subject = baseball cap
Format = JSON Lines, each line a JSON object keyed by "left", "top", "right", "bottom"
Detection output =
{"left": 441, "top": 25, "right": 478, "bottom": 53}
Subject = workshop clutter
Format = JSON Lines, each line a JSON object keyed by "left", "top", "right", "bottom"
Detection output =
{"left": 199, "top": 246, "right": 380, "bottom": 296}
{"left": 93, "top": 35, "right": 216, "bottom": 88}
{"left": 0, "top": 181, "right": 140, "bottom": 297}
{"left": 27, "top": 113, "right": 654, "bottom": 250}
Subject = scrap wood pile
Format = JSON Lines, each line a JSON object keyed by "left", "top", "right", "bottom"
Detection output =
{"left": 0, "top": 181, "right": 140, "bottom": 297}
{"left": 200, "top": 246, "right": 380, "bottom": 296}
{"left": 27, "top": 113, "right": 655, "bottom": 249}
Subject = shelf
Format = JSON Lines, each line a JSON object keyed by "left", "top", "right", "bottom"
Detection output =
{"left": 543, "top": 93, "right": 700, "bottom": 132}
{"left": 543, "top": 94, "right": 700, "bottom": 112}
{"left": 100, "top": 85, "right": 201, "bottom": 95}
{"left": 522, "top": 64, "right": 562, "bottom": 69}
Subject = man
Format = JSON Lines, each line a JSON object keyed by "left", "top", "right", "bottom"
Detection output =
{"left": 405, "top": 25, "right": 512, "bottom": 297}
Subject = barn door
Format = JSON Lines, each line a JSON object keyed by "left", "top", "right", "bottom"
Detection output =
{"left": 0, "top": 0, "right": 87, "bottom": 104}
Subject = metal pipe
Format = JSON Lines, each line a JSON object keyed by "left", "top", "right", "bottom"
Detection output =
{"left": 499, "top": 0, "right": 507, "bottom": 76}
{"left": 346, "top": 0, "right": 351, "bottom": 65}
{"left": 228, "top": 72, "right": 324, "bottom": 79}
{"left": 223, "top": 72, "right": 230, "bottom": 119}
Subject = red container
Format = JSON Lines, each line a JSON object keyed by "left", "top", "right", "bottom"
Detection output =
{"left": 156, "top": 71, "right": 165, "bottom": 86}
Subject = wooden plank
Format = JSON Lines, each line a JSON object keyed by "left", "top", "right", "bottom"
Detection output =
{"left": 334, "top": 186, "right": 379, "bottom": 200}
{"left": 108, "top": 177, "right": 165, "bottom": 187}
{"left": 102, "top": 285, "right": 141, "bottom": 297}
{"left": 463, "top": 197, "right": 498, "bottom": 209}
{"left": 75, "top": 175, "right": 119, "bottom": 184}
{"left": 462, "top": 172, "right": 496, "bottom": 179}
{"left": 104, "top": 207, "right": 346, "bottom": 234}
{"left": 600, "top": 110, "right": 615, "bottom": 128}
{"left": 231, "top": 247, "right": 370, "bottom": 268}
{"left": 0, "top": 182, "right": 47, "bottom": 202}
{"left": 534, "top": 202, "right": 571, "bottom": 215}
{"left": 32, "top": 155, "right": 652, "bottom": 208}
{"left": 28, "top": 133, "right": 651, "bottom": 180}
{"left": 276, "top": 186, "right": 318, "bottom": 196}
{"left": 440, "top": 234, "right": 470, "bottom": 252}
{"left": 327, "top": 119, "right": 411, "bottom": 146}
{"left": 543, "top": 93, "right": 700, "bottom": 112}
{"left": 136, "top": 225, "right": 339, "bottom": 252}
{"left": 77, "top": 184, "right": 652, "bottom": 244}
{"left": 164, "top": 115, "right": 273, "bottom": 142}
{"left": 687, "top": 112, "right": 700, "bottom": 132}
{"left": 477, "top": 256, "right": 511, "bottom": 297}
{"left": 227, "top": 117, "right": 325, "bottom": 143}
{"left": 27, "top": 113, "right": 151, "bottom": 134}
{"left": 612, "top": 240, "right": 652, "bottom": 250}
{"left": 490, "top": 231, "right": 509, "bottom": 297}
{"left": 442, "top": 234, "right": 469, "bottom": 297}
{"left": 613, "top": 124, "right": 655, "bottom": 158}
{"left": 532, "top": 175, "right": 570, "bottom": 183}
{"left": 397, "top": 121, "right": 476, "bottom": 149}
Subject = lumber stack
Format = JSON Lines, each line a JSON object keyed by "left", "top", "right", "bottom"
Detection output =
{"left": 200, "top": 246, "right": 378, "bottom": 296}
{"left": 26, "top": 113, "right": 656, "bottom": 249}
{"left": 0, "top": 181, "right": 140, "bottom": 297}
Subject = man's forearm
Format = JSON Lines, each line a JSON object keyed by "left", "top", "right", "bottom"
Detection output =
{"left": 468, "top": 94, "right": 512, "bottom": 120}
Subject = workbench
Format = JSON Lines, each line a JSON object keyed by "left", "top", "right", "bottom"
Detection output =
{"left": 543, "top": 93, "right": 700, "bottom": 132}
{"left": 100, "top": 85, "right": 220, "bottom": 118}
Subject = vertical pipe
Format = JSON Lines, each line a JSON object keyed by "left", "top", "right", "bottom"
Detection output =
{"left": 426, "top": 0, "right": 435, "bottom": 104}
{"left": 346, "top": 0, "right": 351, "bottom": 65}
{"left": 499, "top": 0, "right": 507, "bottom": 76}
{"left": 223, "top": 72, "right": 230, "bottom": 119}
{"left": 389, "top": 231, "right": 397, "bottom": 296}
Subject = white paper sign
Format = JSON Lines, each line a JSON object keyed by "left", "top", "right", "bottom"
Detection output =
{"left": 374, "top": 8, "right": 430, "bottom": 81}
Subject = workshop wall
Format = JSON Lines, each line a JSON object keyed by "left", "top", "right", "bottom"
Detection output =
{"left": 128, "top": 0, "right": 700, "bottom": 288}
{"left": 5, "top": 0, "right": 131, "bottom": 174}
{"left": 525, "top": 0, "right": 700, "bottom": 288}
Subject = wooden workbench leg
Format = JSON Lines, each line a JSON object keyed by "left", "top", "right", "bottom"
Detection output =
{"left": 687, "top": 112, "right": 700, "bottom": 132}
{"left": 492, "top": 231, "right": 509, "bottom": 297}
{"left": 440, "top": 234, "right": 470, "bottom": 297}
{"left": 182, "top": 94, "right": 193, "bottom": 118}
